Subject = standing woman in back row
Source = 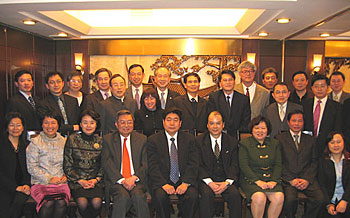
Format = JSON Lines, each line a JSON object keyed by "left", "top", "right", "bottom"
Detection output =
{"left": 0, "top": 112, "right": 31, "bottom": 218}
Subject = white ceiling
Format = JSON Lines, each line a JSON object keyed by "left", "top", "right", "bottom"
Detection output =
{"left": 0, "top": 0, "right": 350, "bottom": 40}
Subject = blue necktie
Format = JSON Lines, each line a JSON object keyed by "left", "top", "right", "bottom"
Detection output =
{"left": 170, "top": 138, "right": 179, "bottom": 184}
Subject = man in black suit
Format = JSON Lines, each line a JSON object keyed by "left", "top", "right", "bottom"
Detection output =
{"left": 98, "top": 74, "right": 137, "bottom": 134}
{"left": 329, "top": 71, "right": 350, "bottom": 104}
{"left": 37, "top": 71, "right": 80, "bottom": 135}
{"left": 102, "top": 110, "right": 149, "bottom": 218}
{"left": 154, "top": 66, "right": 180, "bottom": 110}
{"left": 6, "top": 70, "right": 41, "bottom": 131}
{"left": 81, "top": 68, "right": 112, "bottom": 111}
{"left": 276, "top": 110, "right": 323, "bottom": 218}
{"left": 343, "top": 98, "right": 350, "bottom": 150}
{"left": 289, "top": 71, "right": 312, "bottom": 105}
{"left": 147, "top": 107, "right": 199, "bottom": 218}
{"left": 303, "top": 74, "right": 342, "bottom": 156}
{"left": 261, "top": 67, "right": 278, "bottom": 104}
{"left": 197, "top": 111, "right": 241, "bottom": 218}
{"left": 170, "top": 72, "right": 207, "bottom": 134}
{"left": 125, "top": 64, "right": 145, "bottom": 109}
{"left": 208, "top": 70, "right": 251, "bottom": 139}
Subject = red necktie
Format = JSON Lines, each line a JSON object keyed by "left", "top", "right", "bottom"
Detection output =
{"left": 246, "top": 87, "right": 250, "bottom": 101}
{"left": 313, "top": 100, "right": 321, "bottom": 137}
{"left": 122, "top": 137, "right": 131, "bottom": 178}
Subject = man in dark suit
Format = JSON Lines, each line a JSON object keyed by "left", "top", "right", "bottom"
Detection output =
{"left": 197, "top": 111, "right": 241, "bottom": 218}
{"left": 153, "top": 66, "right": 180, "bottom": 110}
{"left": 147, "top": 107, "right": 199, "bottom": 218}
{"left": 6, "top": 70, "right": 41, "bottom": 131}
{"left": 102, "top": 110, "right": 149, "bottom": 218}
{"left": 263, "top": 83, "right": 302, "bottom": 137}
{"left": 343, "top": 98, "right": 350, "bottom": 150}
{"left": 125, "top": 64, "right": 145, "bottom": 109}
{"left": 208, "top": 70, "right": 251, "bottom": 139}
{"left": 261, "top": 67, "right": 278, "bottom": 104}
{"left": 303, "top": 74, "right": 342, "bottom": 156}
{"left": 98, "top": 74, "right": 137, "bottom": 134}
{"left": 170, "top": 72, "right": 207, "bottom": 134}
{"left": 81, "top": 68, "right": 112, "bottom": 111}
{"left": 276, "top": 110, "right": 323, "bottom": 218}
{"left": 289, "top": 71, "right": 312, "bottom": 105}
{"left": 37, "top": 71, "right": 80, "bottom": 135}
{"left": 328, "top": 71, "right": 350, "bottom": 104}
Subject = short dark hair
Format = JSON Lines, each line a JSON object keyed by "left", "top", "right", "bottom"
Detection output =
{"left": 324, "top": 131, "right": 349, "bottom": 159}
{"left": 41, "top": 111, "right": 62, "bottom": 129}
{"left": 45, "top": 72, "right": 64, "bottom": 84}
{"left": 15, "top": 70, "right": 33, "bottom": 82}
{"left": 163, "top": 107, "right": 182, "bottom": 121}
{"left": 218, "top": 70, "right": 235, "bottom": 82}
{"left": 5, "top": 112, "right": 26, "bottom": 140}
{"left": 115, "top": 109, "right": 134, "bottom": 122}
{"left": 287, "top": 110, "right": 304, "bottom": 122}
{"left": 95, "top": 68, "right": 112, "bottom": 80}
{"left": 292, "top": 71, "right": 308, "bottom": 81}
{"left": 272, "top": 82, "right": 289, "bottom": 92}
{"left": 330, "top": 71, "right": 345, "bottom": 81}
{"left": 109, "top": 74, "right": 126, "bottom": 86}
{"left": 140, "top": 88, "right": 161, "bottom": 110}
{"left": 248, "top": 115, "right": 272, "bottom": 136}
{"left": 128, "top": 64, "right": 144, "bottom": 74}
{"left": 79, "top": 109, "right": 101, "bottom": 131}
{"left": 262, "top": 67, "right": 278, "bottom": 79}
{"left": 183, "top": 72, "right": 201, "bottom": 84}
{"left": 67, "top": 71, "right": 83, "bottom": 82}
{"left": 311, "top": 74, "right": 329, "bottom": 86}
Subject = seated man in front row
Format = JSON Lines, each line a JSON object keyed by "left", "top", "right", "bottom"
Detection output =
{"left": 197, "top": 111, "right": 241, "bottom": 218}
{"left": 275, "top": 110, "right": 323, "bottom": 218}
{"left": 102, "top": 110, "right": 149, "bottom": 218}
{"left": 147, "top": 107, "right": 199, "bottom": 218}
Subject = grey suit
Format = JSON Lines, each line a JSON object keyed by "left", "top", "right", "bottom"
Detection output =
{"left": 235, "top": 83, "right": 270, "bottom": 120}
{"left": 328, "top": 91, "right": 350, "bottom": 104}
{"left": 263, "top": 101, "right": 303, "bottom": 137}
{"left": 102, "top": 131, "right": 149, "bottom": 218}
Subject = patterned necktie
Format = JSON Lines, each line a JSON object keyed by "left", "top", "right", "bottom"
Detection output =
{"left": 122, "top": 137, "right": 131, "bottom": 178}
{"left": 104, "top": 92, "right": 110, "bottom": 100}
{"left": 28, "top": 96, "right": 35, "bottom": 110}
{"left": 293, "top": 134, "right": 299, "bottom": 151}
{"left": 214, "top": 140, "right": 220, "bottom": 159}
{"left": 160, "top": 92, "right": 166, "bottom": 110}
{"left": 135, "top": 88, "right": 140, "bottom": 109}
{"left": 246, "top": 87, "right": 250, "bottom": 101}
{"left": 170, "top": 138, "right": 179, "bottom": 184}
{"left": 313, "top": 100, "right": 322, "bottom": 137}
{"left": 279, "top": 104, "right": 285, "bottom": 121}
{"left": 57, "top": 96, "right": 68, "bottom": 124}
{"left": 334, "top": 95, "right": 339, "bottom": 102}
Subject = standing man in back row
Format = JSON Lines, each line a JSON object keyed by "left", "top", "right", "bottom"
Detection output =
{"left": 235, "top": 61, "right": 270, "bottom": 119}
{"left": 125, "top": 64, "right": 145, "bottom": 110}
{"left": 289, "top": 71, "right": 312, "bottom": 105}
{"left": 261, "top": 67, "right": 278, "bottom": 104}
{"left": 328, "top": 71, "right": 350, "bottom": 104}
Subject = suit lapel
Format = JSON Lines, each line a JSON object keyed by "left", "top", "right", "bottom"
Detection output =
{"left": 182, "top": 96, "right": 195, "bottom": 117}
{"left": 130, "top": 132, "right": 138, "bottom": 169}
{"left": 113, "top": 133, "right": 122, "bottom": 167}
{"left": 196, "top": 97, "right": 206, "bottom": 119}
{"left": 253, "top": 85, "right": 262, "bottom": 103}
{"left": 160, "top": 131, "right": 171, "bottom": 171}
{"left": 219, "top": 91, "right": 231, "bottom": 120}
{"left": 19, "top": 93, "right": 35, "bottom": 112}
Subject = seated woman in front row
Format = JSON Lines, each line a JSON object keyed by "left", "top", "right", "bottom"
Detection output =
{"left": 63, "top": 109, "right": 104, "bottom": 218}
{"left": 318, "top": 131, "right": 350, "bottom": 218}
{"left": 239, "top": 116, "right": 284, "bottom": 218}
{"left": 26, "top": 112, "right": 70, "bottom": 218}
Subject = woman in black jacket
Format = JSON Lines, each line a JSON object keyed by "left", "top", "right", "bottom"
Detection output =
{"left": 134, "top": 88, "right": 164, "bottom": 136}
{"left": 0, "top": 112, "right": 31, "bottom": 218}
{"left": 318, "top": 131, "right": 350, "bottom": 217}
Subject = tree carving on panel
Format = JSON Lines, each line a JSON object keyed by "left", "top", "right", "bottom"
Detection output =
{"left": 150, "top": 55, "right": 241, "bottom": 83}
{"left": 325, "top": 58, "right": 350, "bottom": 75}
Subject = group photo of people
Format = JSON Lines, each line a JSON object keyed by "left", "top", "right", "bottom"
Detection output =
{"left": 1, "top": 60, "right": 350, "bottom": 218}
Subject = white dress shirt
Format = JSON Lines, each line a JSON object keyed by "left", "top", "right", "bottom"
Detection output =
{"left": 242, "top": 82, "right": 257, "bottom": 103}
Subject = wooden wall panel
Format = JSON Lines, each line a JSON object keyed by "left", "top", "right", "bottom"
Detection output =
{"left": 72, "top": 40, "right": 90, "bottom": 94}
{"left": 284, "top": 56, "right": 307, "bottom": 89}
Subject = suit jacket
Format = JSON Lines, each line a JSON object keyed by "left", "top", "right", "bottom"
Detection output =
{"left": 37, "top": 93, "right": 80, "bottom": 135}
{"left": 208, "top": 90, "right": 251, "bottom": 138}
{"left": 125, "top": 85, "right": 145, "bottom": 100}
{"left": 196, "top": 132, "right": 239, "bottom": 183}
{"left": 328, "top": 91, "right": 350, "bottom": 104}
{"left": 343, "top": 98, "right": 350, "bottom": 150}
{"left": 318, "top": 156, "right": 350, "bottom": 203}
{"left": 80, "top": 90, "right": 104, "bottom": 112}
{"left": 169, "top": 94, "right": 208, "bottom": 133}
{"left": 235, "top": 83, "right": 270, "bottom": 120}
{"left": 275, "top": 131, "right": 317, "bottom": 183}
{"left": 303, "top": 98, "right": 342, "bottom": 155}
{"left": 263, "top": 101, "right": 303, "bottom": 137}
{"left": 6, "top": 92, "right": 41, "bottom": 131}
{"left": 156, "top": 88, "right": 180, "bottom": 110}
{"left": 101, "top": 131, "right": 147, "bottom": 187}
{"left": 146, "top": 130, "right": 199, "bottom": 190}
{"left": 97, "top": 96, "right": 137, "bottom": 134}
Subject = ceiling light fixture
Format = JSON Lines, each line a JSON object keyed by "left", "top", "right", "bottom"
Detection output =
{"left": 23, "top": 20, "right": 37, "bottom": 25}
{"left": 276, "top": 18, "right": 291, "bottom": 24}
{"left": 57, "top": 32, "right": 68, "bottom": 37}
{"left": 258, "top": 32, "right": 268, "bottom": 37}
{"left": 320, "top": 33, "right": 330, "bottom": 37}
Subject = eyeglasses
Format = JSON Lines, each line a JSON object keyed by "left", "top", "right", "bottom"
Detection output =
{"left": 70, "top": 79, "right": 82, "bottom": 84}
{"left": 241, "top": 70, "right": 255, "bottom": 74}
